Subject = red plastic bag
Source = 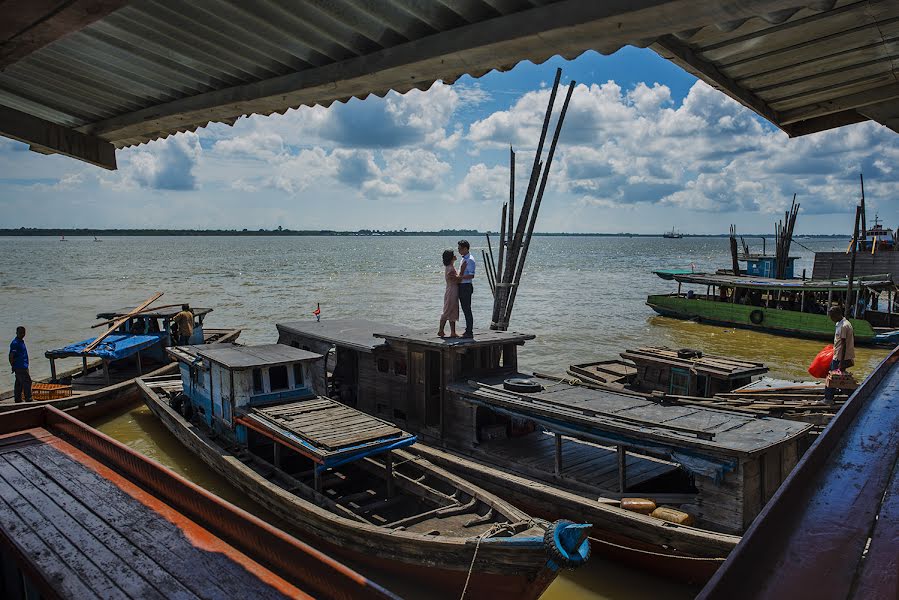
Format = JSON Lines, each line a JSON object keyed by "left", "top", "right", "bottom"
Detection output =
{"left": 808, "top": 344, "right": 834, "bottom": 378}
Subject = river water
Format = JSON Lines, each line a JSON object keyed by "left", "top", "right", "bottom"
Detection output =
{"left": 0, "top": 235, "right": 889, "bottom": 599}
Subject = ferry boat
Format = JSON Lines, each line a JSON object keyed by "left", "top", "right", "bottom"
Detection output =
{"left": 138, "top": 343, "right": 590, "bottom": 599}
{"left": 0, "top": 299, "right": 240, "bottom": 418}
{"left": 646, "top": 271, "right": 899, "bottom": 345}
{"left": 276, "top": 319, "right": 813, "bottom": 583}
{"left": 859, "top": 214, "right": 896, "bottom": 252}
{"left": 663, "top": 227, "right": 683, "bottom": 239}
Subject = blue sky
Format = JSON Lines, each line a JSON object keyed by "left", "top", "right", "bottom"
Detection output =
{"left": 1, "top": 48, "right": 897, "bottom": 234}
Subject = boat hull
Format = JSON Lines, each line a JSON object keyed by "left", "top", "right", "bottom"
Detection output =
{"left": 646, "top": 294, "right": 884, "bottom": 343}
{"left": 138, "top": 377, "right": 569, "bottom": 600}
{"left": 0, "top": 328, "right": 241, "bottom": 418}
{"left": 409, "top": 443, "right": 737, "bottom": 585}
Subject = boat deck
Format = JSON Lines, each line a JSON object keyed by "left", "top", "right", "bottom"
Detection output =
{"left": 0, "top": 408, "right": 393, "bottom": 600}
{"left": 474, "top": 431, "right": 677, "bottom": 492}
{"left": 699, "top": 347, "right": 899, "bottom": 599}
{"left": 453, "top": 373, "right": 812, "bottom": 458}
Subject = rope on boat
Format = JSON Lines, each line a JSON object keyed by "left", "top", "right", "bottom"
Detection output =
{"left": 459, "top": 522, "right": 515, "bottom": 600}
{"left": 588, "top": 536, "right": 727, "bottom": 561}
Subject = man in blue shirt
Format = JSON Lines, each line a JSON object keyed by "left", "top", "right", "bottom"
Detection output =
{"left": 457, "top": 240, "right": 476, "bottom": 338}
{"left": 9, "top": 326, "right": 31, "bottom": 403}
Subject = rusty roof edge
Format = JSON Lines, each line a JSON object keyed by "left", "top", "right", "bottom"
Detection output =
{"left": 73, "top": 0, "right": 826, "bottom": 147}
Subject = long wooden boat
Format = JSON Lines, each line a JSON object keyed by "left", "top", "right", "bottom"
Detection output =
{"left": 139, "top": 343, "right": 590, "bottom": 599}
{"left": 0, "top": 404, "right": 397, "bottom": 600}
{"left": 569, "top": 347, "right": 842, "bottom": 429}
{"left": 647, "top": 271, "right": 899, "bottom": 345}
{"left": 0, "top": 304, "right": 240, "bottom": 419}
{"left": 277, "top": 319, "right": 815, "bottom": 584}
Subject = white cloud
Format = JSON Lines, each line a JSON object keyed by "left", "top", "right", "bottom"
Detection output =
{"left": 112, "top": 132, "right": 203, "bottom": 191}
{"left": 455, "top": 163, "right": 510, "bottom": 204}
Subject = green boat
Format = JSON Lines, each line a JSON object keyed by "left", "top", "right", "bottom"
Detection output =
{"left": 646, "top": 272, "right": 899, "bottom": 346}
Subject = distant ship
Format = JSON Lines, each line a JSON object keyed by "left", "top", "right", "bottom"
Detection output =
{"left": 93, "top": 236, "right": 101, "bottom": 242}
{"left": 858, "top": 214, "right": 896, "bottom": 252}
{"left": 663, "top": 227, "right": 683, "bottom": 239}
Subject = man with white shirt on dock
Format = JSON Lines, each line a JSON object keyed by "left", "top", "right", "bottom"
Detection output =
{"left": 457, "top": 240, "right": 476, "bottom": 338}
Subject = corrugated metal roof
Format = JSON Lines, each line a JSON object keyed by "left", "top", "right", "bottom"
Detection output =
{"left": 0, "top": 0, "right": 896, "bottom": 167}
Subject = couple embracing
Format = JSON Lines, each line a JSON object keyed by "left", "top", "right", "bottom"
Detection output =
{"left": 439, "top": 240, "right": 475, "bottom": 339}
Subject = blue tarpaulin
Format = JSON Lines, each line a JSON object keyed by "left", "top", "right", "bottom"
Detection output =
{"left": 46, "top": 333, "right": 166, "bottom": 360}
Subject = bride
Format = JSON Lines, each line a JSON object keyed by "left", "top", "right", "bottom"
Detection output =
{"left": 438, "top": 249, "right": 461, "bottom": 337}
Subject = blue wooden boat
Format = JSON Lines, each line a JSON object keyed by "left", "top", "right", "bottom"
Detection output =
{"left": 0, "top": 303, "right": 240, "bottom": 418}
{"left": 139, "top": 343, "right": 591, "bottom": 599}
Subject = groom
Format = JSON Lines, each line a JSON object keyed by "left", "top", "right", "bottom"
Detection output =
{"left": 457, "top": 240, "right": 475, "bottom": 338}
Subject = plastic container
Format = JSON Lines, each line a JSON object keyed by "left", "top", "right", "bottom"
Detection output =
{"left": 620, "top": 498, "right": 657, "bottom": 514}
{"left": 650, "top": 506, "right": 695, "bottom": 526}
{"left": 31, "top": 382, "right": 72, "bottom": 401}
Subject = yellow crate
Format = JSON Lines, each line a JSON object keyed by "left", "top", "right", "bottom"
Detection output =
{"left": 32, "top": 382, "right": 73, "bottom": 401}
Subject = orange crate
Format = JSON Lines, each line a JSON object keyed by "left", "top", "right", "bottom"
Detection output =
{"left": 32, "top": 382, "right": 73, "bottom": 401}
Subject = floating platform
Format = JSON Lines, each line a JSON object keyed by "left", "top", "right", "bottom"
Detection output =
{"left": 0, "top": 406, "right": 396, "bottom": 600}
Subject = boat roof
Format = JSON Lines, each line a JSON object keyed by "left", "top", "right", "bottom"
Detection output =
{"left": 452, "top": 374, "right": 811, "bottom": 466}
{"left": 277, "top": 319, "right": 418, "bottom": 353}
{"left": 620, "top": 347, "right": 768, "bottom": 379}
{"left": 668, "top": 272, "right": 897, "bottom": 292}
{"left": 46, "top": 332, "right": 165, "bottom": 360}
{"left": 198, "top": 344, "right": 322, "bottom": 369}
{"left": 0, "top": 406, "right": 394, "bottom": 600}
{"left": 237, "top": 398, "right": 415, "bottom": 467}
{"left": 97, "top": 306, "right": 213, "bottom": 319}
{"left": 738, "top": 255, "right": 798, "bottom": 261}
{"left": 374, "top": 329, "right": 535, "bottom": 349}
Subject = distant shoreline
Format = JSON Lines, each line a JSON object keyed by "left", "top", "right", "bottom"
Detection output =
{"left": 0, "top": 228, "right": 848, "bottom": 238}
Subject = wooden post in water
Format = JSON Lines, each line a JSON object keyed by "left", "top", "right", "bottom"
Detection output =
{"left": 847, "top": 204, "right": 861, "bottom": 315}
{"left": 729, "top": 225, "right": 740, "bottom": 276}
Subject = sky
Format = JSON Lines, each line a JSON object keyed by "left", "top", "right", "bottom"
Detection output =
{"left": 1, "top": 47, "right": 897, "bottom": 235}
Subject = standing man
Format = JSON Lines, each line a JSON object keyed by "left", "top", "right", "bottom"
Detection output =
{"left": 9, "top": 326, "right": 31, "bottom": 403}
{"left": 457, "top": 240, "right": 476, "bottom": 338}
{"left": 172, "top": 304, "right": 194, "bottom": 345}
{"left": 822, "top": 305, "right": 855, "bottom": 404}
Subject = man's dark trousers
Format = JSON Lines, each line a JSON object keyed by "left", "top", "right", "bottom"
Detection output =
{"left": 459, "top": 284, "right": 474, "bottom": 336}
{"left": 13, "top": 368, "right": 31, "bottom": 403}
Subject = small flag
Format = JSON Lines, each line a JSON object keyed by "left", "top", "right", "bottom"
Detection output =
{"left": 313, "top": 303, "right": 321, "bottom": 322}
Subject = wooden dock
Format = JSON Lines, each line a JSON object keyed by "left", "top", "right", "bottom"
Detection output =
{"left": 0, "top": 406, "right": 396, "bottom": 600}
{"left": 699, "top": 345, "right": 899, "bottom": 600}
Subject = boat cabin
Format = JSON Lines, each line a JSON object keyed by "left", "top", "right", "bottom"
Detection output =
{"left": 740, "top": 255, "right": 797, "bottom": 279}
{"left": 571, "top": 347, "right": 768, "bottom": 398}
{"left": 277, "top": 319, "right": 812, "bottom": 535}
{"left": 98, "top": 306, "right": 212, "bottom": 359}
{"left": 167, "top": 343, "right": 414, "bottom": 491}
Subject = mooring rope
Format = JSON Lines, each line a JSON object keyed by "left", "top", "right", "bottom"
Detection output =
{"left": 459, "top": 523, "right": 514, "bottom": 599}
{"left": 588, "top": 536, "right": 726, "bottom": 561}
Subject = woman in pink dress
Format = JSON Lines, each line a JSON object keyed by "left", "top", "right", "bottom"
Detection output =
{"left": 439, "top": 249, "right": 460, "bottom": 337}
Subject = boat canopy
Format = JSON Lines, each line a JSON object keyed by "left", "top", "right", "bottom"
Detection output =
{"left": 652, "top": 268, "right": 695, "bottom": 280}
{"left": 97, "top": 307, "right": 212, "bottom": 320}
{"left": 45, "top": 332, "right": 166, "bottom": 360}
{"left": 667, "top": 272, "right": 897, "bottom": 292}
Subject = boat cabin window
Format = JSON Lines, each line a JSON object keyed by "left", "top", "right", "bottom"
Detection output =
{"left": 269, "top": 365, "right": 289, "bottom": 391}
{"left": 292, "top": 363, "right": 304, "bottom": 387}
{"left": 394, "top": 358, "right": 407, "bottom": 377}
{"left": 377, "top": 358, "right": 390, "bottom": 373}
{"left": 252, "top": 368, "right": 263, "bottom": 393}
{"left": 669, "top": 368, "right": 690, "bottom": 396}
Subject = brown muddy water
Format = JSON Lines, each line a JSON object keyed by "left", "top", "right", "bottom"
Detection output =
{"left": 1, "top": 235, "right": 889, "bottom": 599}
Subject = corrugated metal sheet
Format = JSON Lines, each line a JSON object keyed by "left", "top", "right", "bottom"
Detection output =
{"left": 0, "top": 0, "right": 896, "bottom": 158}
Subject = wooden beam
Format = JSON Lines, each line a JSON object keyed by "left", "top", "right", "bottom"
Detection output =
{"left": 0, "top": 0, "right": 130, "bottom": 69}
{"left": 74, "top": 0, "right": 808, "bottom": 145}
{"left": 782, "top": 109, "right": 869, "bottom": 137}
{"left": 0, "top": 105, "right": 116, "bottom": 169}
{"left": 653, "top": 34, "right": 781, "bottom": 126}
{"left": 779, "top": 82, "right": 899, "bottom": 125}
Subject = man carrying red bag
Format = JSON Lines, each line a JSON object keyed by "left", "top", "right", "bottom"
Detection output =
{"left": 821, "top": 305, "right": 855, "bottom": 404}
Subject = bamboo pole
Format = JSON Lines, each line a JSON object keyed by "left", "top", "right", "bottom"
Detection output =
{"left": 503, "top": 80, "right": 576, "bottom": 327}
{"left": 482, "top": 249, "right": 496, "bottom": 296}
{"left": 859, "top": 173, "right": 866, "bottom": 242}
{"left": 84, "top": 292, "right": 163, "bottom": 353}
{"left": 508, "top": 147, "right": 515, "bottom": 251}
{"left": 846, "top": 204, "right": 861, "bottom": 315}
{"left": 496, "top": 203, "right": 507, "bottom": 288}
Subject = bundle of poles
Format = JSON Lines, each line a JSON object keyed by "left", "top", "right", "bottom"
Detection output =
{"left": 774, "top": 194, "right": 799, "bottom": 279}
{"left": 481, "top": 68, "right": 575, "bottom": 332}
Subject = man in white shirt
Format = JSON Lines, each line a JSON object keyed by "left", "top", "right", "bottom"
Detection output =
{"left": 823, "top": 305, "right": 855, "bottom": 404}
{"left": 457, "top": 240, "right": 476, "bottom": 338}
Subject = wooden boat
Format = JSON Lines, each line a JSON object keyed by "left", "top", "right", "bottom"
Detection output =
{"left": 0, "top": 302, "right": 240, "bottom": 419}
{"left": 139, "top": 343, "right": 590, "bottom": 599}
{"left": 647, "top": 271, "right": 899, "bottom": 345}
{"left": 569, "top": 347, "right": 841, "bottom": 430}
{"left": 0, "top": 404, "right": 397, "bottom": 600}
{"left": 663, "top": 227, "right": 683, "bottom": 239}
{"left": 277, "top": 319, "right": 814, "bottom": 584}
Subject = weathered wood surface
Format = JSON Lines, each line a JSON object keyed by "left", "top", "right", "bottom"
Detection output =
{"left": 277, "top": 319, "right": 416, "bottom": 353}
{"left": 0, "top": 429, "right": 299, "bottom": 599}
{"left": 453, "top": 374, "right": 812, "bottom": 458}
{"left": 376, "top": 328, "right": 535, "bottom": 349}
{"left": 199, "top": 343, "right": 320, "bottom": 368}
{"left": 620, "top": 347, "right": 767, "bottom": 379}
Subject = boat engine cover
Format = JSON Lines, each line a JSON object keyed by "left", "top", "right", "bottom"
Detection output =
{"left": 503, "top": 378, "right": 543, "bottom": 393}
